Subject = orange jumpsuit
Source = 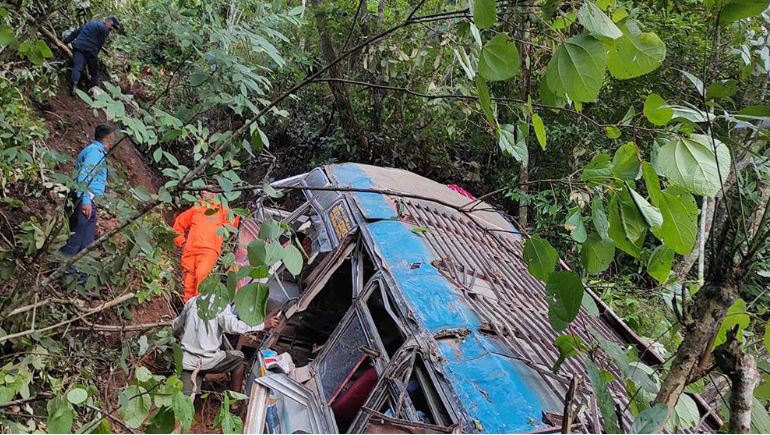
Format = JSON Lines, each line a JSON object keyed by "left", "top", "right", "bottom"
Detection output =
{"left": 172, "top": 200, "right": 240, "bottom": 302}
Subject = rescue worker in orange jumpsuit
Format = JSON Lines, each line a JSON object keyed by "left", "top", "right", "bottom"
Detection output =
{"left": 173, "top": 192, "right": 240, "bottom": 302}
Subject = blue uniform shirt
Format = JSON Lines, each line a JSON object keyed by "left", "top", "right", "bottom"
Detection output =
{"left": 64, "top": 20, "right": 110, "bottom": 53}
{"left": 75, "top": 141, "right": 108, "bottom": 205}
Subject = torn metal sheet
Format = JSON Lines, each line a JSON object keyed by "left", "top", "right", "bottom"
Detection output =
{"left": 244, "top": 373, "right": 336, "bottom": 434}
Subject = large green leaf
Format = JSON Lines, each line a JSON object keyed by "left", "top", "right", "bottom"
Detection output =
{"left": 281, "top": 244, "right": 303, "bottom": 276}
{"left": 671, "top": 394, "right": 699, "bottom": 431}
{"left": 608, "top": 20, "right": 666, "bottom": 79}
{"left": 585, "top": 358, "right": 621, "bottom": 434}
{"left": 545, "top": 271, "right": 584, "bottom": 331}
{"left": 612, "top": 142, "right": 641, "bottom": 180}
{"left": 172, "top": 392, "right": 195, "bottom": 431}
{"left": 471, "top": 0, "right": 497, "bottom": 29}
{"left": 233, "top": 282, "right": 270, "bottom": 326}
{"left": 591, "top": 196, "right": 610, "bottom": 239}
{"left": 713, "top": 298, "right": 750, "bottom": 349}
{"left": 582, "top": 153, "right": 613, "bottom": 184}
{"left": 545, "top": 34, "right": 607, "bottom": 103}
{"left": 47, "top": 396, "right": 74, "bottom": 434}
{"left": 577, "top": 0, "right": 623, "bottom": 39}
{"left": 627, "top": 184, "right": 663, "bottom": 230}
{"left": 642, "top": 162, "right": 664, "bottom": 205}
{"left": 618, "top": 187, "right": 647, "bottom": 244}
{"left": 652, "top": 187, "right": 698, "bottom": 255}
{"left": 523, "top": 236, "right": 558, "bottom": 281}
{"left": 532, "top": 113, "right": 547, "bottom": 150}
{"left": 752, "top": 397, "right": 770, "bottom": 433}
{"left": 647, "top": 245, "right": 674, "bottom": 284}
{"left": 643, "top": 94, "right": 673, "bottom": 126}
{"left": 146, "top": 407, "right": 175, "bottom": 434}
{"left": 119, "top": 385, "right": 152, "bottom": 429}
{"left": 582, "top": 233, "right": 615, "bottom": 274}
{"left": 631, "top": 404, "right": 668, "bottom": 433}
{"left": 716, "top": 0, "right": 770, "bottom": 24}
{"left": 655, "top": 134, "right": 731, "bottom": 197}
{"left": 478, "top": 34, "right": 520, "bottom": 81}
{"left": 498, "top": 123, "right": 528, "bottom": 165}
{"left": 476, "top": 77, "right": 495, "bottom": 125}
{"left": 196, "top": 276, "right": 231, "bottom": 321}
{"left": 0, "top": 24, "right": 14, "bottom": 46}
{"left": 66, "top": 388, "right": 88, "bottom": 405}
{"left": 608, "top": 192, "right": 644, "bottom": 258}
{"left": 565, "top": 207, "right": 588, "bottom": 243}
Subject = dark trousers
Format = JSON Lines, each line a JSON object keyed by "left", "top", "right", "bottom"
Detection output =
{"left": 61, "top": 196, "right": 97, "bottom": 255}
{"left": 70, "top": 49, "right": 100, "bottom": 89}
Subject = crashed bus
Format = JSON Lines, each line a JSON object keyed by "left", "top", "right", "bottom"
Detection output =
{"left": 233, "top": 163, "right": 720, "bottom": 434}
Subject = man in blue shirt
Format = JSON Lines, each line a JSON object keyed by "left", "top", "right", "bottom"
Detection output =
{"left": 61, "top": 124, "right": 115, "bottom": 256}
{"left": 63, "top": 16, "right": 119, "bottom": 96}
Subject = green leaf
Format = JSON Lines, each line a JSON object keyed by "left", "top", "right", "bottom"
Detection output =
{"left": 608, "top": 193, "right": 643, "bottom": 258}
{"left": 582, "top": 153, "right": 613, "bottom": 184}
{"left": 478, "top": 34, "right": 520, "bottom": 81}
{"left": 618, "top": 187, "right": 648, "bottom": 243}
{"left": 263, "top": 183, "right": 284, "bottom": 199}
{"left": 119, "top": 385, "right": 151, "bottom": 429}
{"left": 672, "top": 394, "right": 699, "bottom": 431}
{"left": 706, "top": 79, "right": 738, "bottom": 100}
{"left": 146, "top": 407, "right": 175, "bottom": 434}
{"left": 591, "top": 196, "right": 610, "bottom": 239}
{"left": 498, "top": 123, "right": 528, "bottom": 165}
{"left": 605, "top": 125, "right": 621, "bottom": 139}
{"left": 608, "top": 20, "right": 666, "bottom": 79}
{"left": 582, "top": 233, "right": 615, "bottom": 274}
{"left": 631, "top": 403, "right": 668, "bottom": 433}
{"left": 281, "top": 244, "right": 303, "bottom": 276}
{"left": 196, "top": 276, "right": 231, "bottom": 322}
{"left": 0, "top": 24, "right": 14, "bottom": 46}
{"left": 582, "top": 292, "right": 600, "bottom": 316}
{"left": 565, "top": 207, "right": 588, "bottom": 243}
{"left": 66, "top": 387, "right": 88, "bottom": 405}
{"left": 258, "top": 219, "right": 283, "bottom": 240}
{"left": 552, "top": 335, "right": 587, "bottom": 374}
{"left": 591, "top": 328, "right": 658, "bottom": 394}
{"left": 643, "top": 94, "right": 673, "bottom": 126}
{"left": 627, "top": 184, "right": 663, "bottom": 230}
{"left": 523, "top": 236, "right": 558, "bottom": 281}
{"left": 233, "top": 282, "right": 269, "bottom": 326}
{"left": 612, "top": 142, "right": 641, "bottom": 180}
{"left": 172, "top": 391, "right": 195, "bottom": 431}
{"left": 135, "top": 366, "right": 153, "bottom": 383}
{"left": 546, "top": 34, "right": 608, "bottom": 102}
{"left": 577, "top": 0, "right": 623, "bottom": 39}
{"left": 247, "top": 239, "right": 268, "bottom": 266}
{"left": 752, "top": 397, "right": 770, "bottom": 433}
{"left": 713, "top": 298, "right": 750, "bottom": 349}
{"left": 532, "top": 113, "right": 547, "bottom": 150}
{"left": 585, "top": 358, "right": 621, "bottom": 434}
{"left": 655, "top": 134, "right": 731, "bottom": 197}
{"left": 471, "top": 0, "right": 497, "bottom": 29}
{"left": 653, "top": 187, "right": 698, "bottom": 255}
{"left": 647, "top": 245, "right": 674, "bottom": 284}
{"left": 717, "top": 0, "right": 770, "bottom": 24}
{"left": 476, "top": 77, "right": 495, "bottom": 125}
{"left": 47, "top": 395, "right": 74, "bottom": 433}
{"left": 410, "top": 226, "right": 430, "bottom": 235}
{"left": 642, "top": 162, "right": 664, "bottom": 205}
{"left": 545, "top": 271, "right": 584, "bottom": 331}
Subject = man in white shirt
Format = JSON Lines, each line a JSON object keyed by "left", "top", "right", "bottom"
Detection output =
{"left": 173, "top": 296, "right": 278, "bottom": 394}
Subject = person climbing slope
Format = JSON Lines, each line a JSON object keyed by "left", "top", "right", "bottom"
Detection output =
{"left": 61, "top": 124, "right": 115, "bottom": 257}
{"left": 63, "top": 16, "right": 120, "bottom": 96}
{"left": 173, "top": 192, "right": 240, "bottom": 302}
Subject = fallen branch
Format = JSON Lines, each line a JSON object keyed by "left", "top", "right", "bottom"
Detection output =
{"left": 0, "top": 393, "right": 52, "bottom": 408}
{"left": 77, "top": 320, "right": 171, "bottom": 332}
{"left": 0, "top": 292, "right": 135, "bottom": 342}
{"left": 5, "top": 297, "right": 79, "bottom": 317}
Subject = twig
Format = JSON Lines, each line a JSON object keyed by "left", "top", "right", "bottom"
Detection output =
{"left": 77, "top": 320, "right": 171, "bottom": 332}
{"left": 0, "top": 292, "right": 135, "bottom": 342}
{"left": 0, "top": 393, "right": 52, "bottom": 408}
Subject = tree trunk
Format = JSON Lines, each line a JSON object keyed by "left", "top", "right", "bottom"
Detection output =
{"left": 370, "top": 0, "right": 387, "bottom": 132}
{"left": 311, "top": 0, "right": 365, "bottom": 149}
{"left": 715, "top": 333, "right": 760, "bottom": 433}
{"left": 516, "top": 12, "right": 532, "bottom": 227}
{"left": 652, "top": 279, "right": 739, "bottom": 430}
